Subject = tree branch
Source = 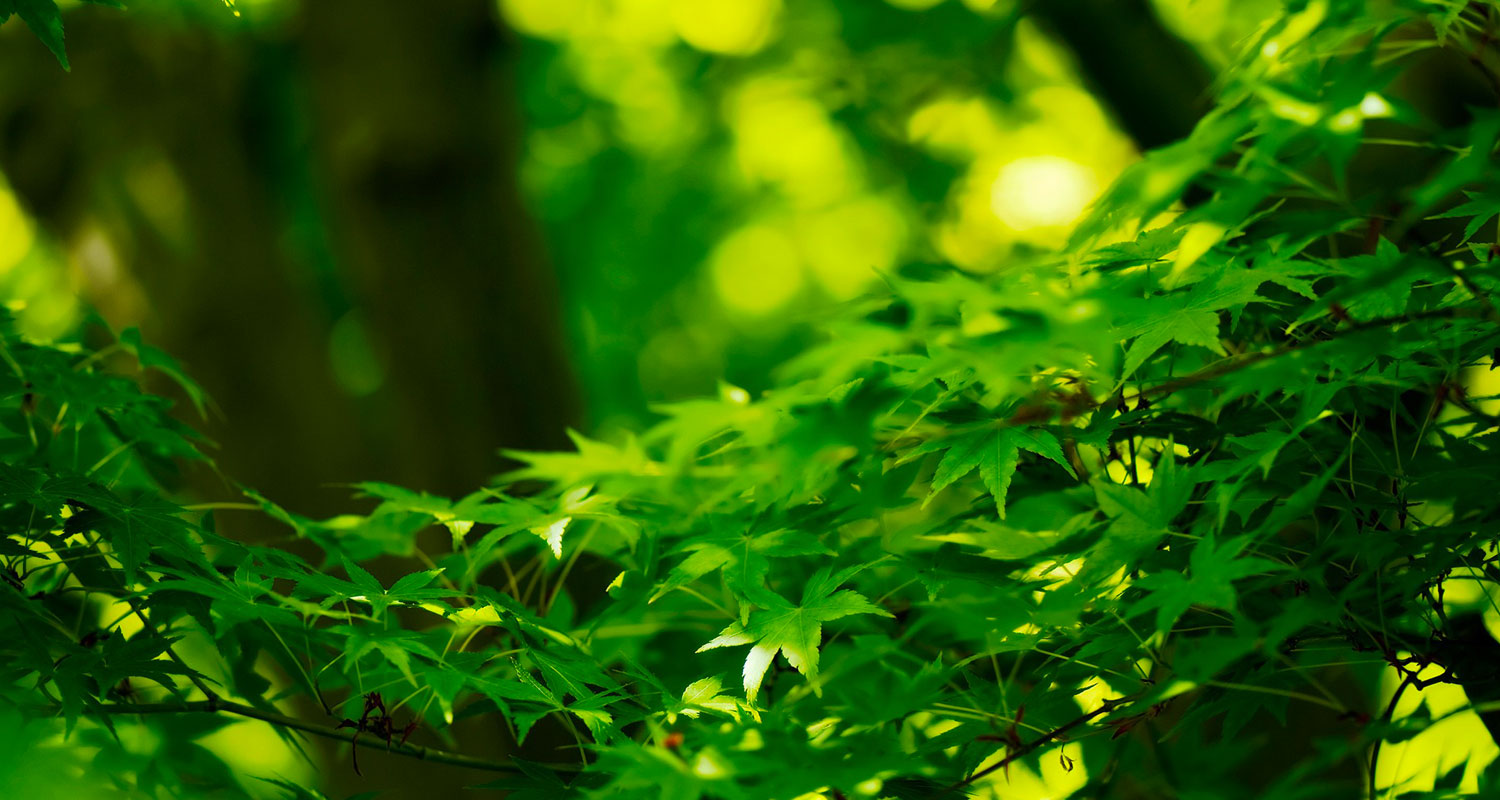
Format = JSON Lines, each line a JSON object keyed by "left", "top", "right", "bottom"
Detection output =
{"left": 1026, "top": 0, "right": 1212, "bottom": 151}
{"left": 1367, "top": 671, "right": 1417, "bottom": 797}
{"left": 938, "top": 698, "right": 1127, "bottom": 796}
{"left": 76, "top": 699, "right": 552, "bottom": 774}
{"left": 882, "top": 307, "right": 1477, "bottom": 460}
{"left": 1131, "top": 307, "right": 1477, "bottom": 405}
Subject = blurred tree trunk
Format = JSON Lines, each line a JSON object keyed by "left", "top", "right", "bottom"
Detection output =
{"left": 1030, "top": 0, "right": 1213, "bottom": 150}
{"left": 0, "top": 2, "right": 578, "bottom": 521}
{"left": 0, "top": 3, "right": 579, "bottom": 794}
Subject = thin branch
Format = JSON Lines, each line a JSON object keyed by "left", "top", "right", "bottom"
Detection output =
{"left": 1203, "top": 680, "right": 1348, "bottom": 713}
{"left": 126, "top": 599, "right": 220, "bottom": 707}
{"left": 889, "top": 307, "right": 1476, "bottom": 456}
{"left": 71, "top": 699, "right": 561, "bottom": 774}
{"left": 1368, "top": 672, "right": 1417, "bottom": 797}
{"left": 1132, "top": 307, "right": 1474, "bottom": 405}
{"left": 938, "top": 697, "right": 1128, "bottom": 796}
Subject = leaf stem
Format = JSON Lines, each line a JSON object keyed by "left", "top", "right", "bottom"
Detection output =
{"left": 1203, "top": 680, "right": 1348, "bottom": 712}
{"left": 127, "top": 599, "right": 220, "bottom": 706}
{"left": 1369, "top": 671, "right": 1418, "bottom": 797}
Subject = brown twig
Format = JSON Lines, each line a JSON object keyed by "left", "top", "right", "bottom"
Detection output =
{"left": 938, "top": 697, "right": 1129, "bottom": 796}
{"left": 1130, "top": 307, "right": 1475, "bottom": 406}
{"left": 52, "top": 698, "right": 567, "bottom": 774}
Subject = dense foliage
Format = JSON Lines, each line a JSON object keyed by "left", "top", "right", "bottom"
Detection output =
{"left": 6, "top": 1, "right": 1500, "bottom": 798}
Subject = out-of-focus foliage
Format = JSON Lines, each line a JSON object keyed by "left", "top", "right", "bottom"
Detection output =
{"left": 496, "top": 0, "right": 1140, "bottom": 430}
{"left": 0, "top": 176, "right": 79, "bottom": 340}
{"left": 7, "top": 1, "right": 1500, "bottom": 800}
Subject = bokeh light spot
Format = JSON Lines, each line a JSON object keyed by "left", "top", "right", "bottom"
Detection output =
{"left": 710, "top": 222, "right": 804, "bottom": 315}
{"left": 907, "top": 95, "right": 1002, "bottom": 157}
{"left": 0, "top": 182, "right": 34, "bottom": 272}
{"left": 990, "top": 156, "right": 1098, "bottom": 231}
{"left": 1152, "top": 0, "right": 1228, "bottom": 43}
{"left": 498, "top": 0, "right": 589, "bottom": 40}
{"left": 730, "top": 79, "right": 856, "bottom": 205}
{"left": 200, "top": 719, "right": 309, "bottom": 788}
{"left": 1360, "top": 91, "right": 1393, "bottom": 118}
{"left": 796, "top": 197, "right": 906, "bottom": 300}
{"left": 671, "top": 0, "right": 780, "bottom": 56}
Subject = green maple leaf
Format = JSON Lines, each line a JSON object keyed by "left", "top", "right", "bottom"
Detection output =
{"left": 77, "top": 491, "right": 199, "bottom": 584}
{"left": 351, "top": 481, "right": 518, "bottom": 546}
{"left": 1432, "top": 187, "right": 1500, "bottom": 243}
{"left": 502, "top": 429, "right": 656, "bottom": 486}
{"left": 1116, "top": 267, "right": 1264, "bottom": 378}
{"left": 120, "top": 327, "right": 211, "bottom": 418}
{"left": 1131, "top": 533, "right": 1287, "bottom": 635}
{"left": 1410, "top": 109, "right": 1500, "bottom": 216}
{"left": 917, "top": 426, "right": 1074, "bottom": 518}
{"left": 1079, "top": 448, "right": 1195, "bottom": 583}
{"left": 2, "top": 0, "right": 129, "bottom": 71}
{"left": 0, "top": 464, "right": 116, "bottom": 518}
{"left": 4, "top": 0, "right": 67, "bottom": 70}
{"left": 652, "top": 526, "right": 832, "bottom": 604}
{"left": 96, "top": 632, "right": 192, "bottom": 692}
{"left": 1121, "top": 303, "right": 1223, "bottom": 378}
{"left": 696, "top": 565, "right": 891, "bottom": 701}
{"left": 672, "top": 675, "right": 748, "bottom": 722}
